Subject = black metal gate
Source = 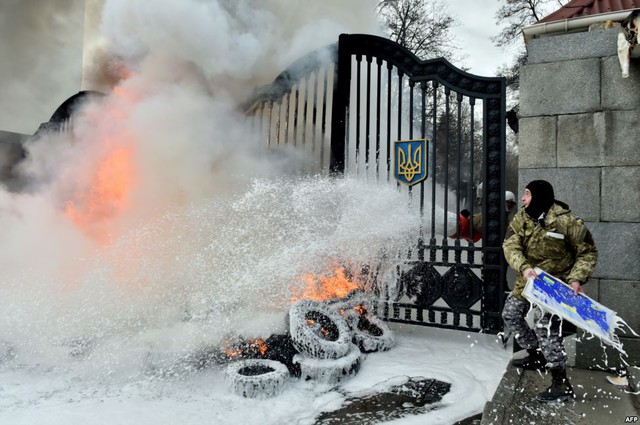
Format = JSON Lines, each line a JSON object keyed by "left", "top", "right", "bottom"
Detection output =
{"left": 244, "top": 34, "right": 507, "bottom": 334}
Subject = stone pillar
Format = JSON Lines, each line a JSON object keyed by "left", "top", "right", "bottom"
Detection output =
{"left": 519, "top": 29, "right": 640, "bottom": 370}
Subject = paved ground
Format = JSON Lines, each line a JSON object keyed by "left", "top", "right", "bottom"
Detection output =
{"left": 310, "top": 353, "right": 640, "bottom": 424}
{"left": 314, "top": 377, "right": 451, "bottom": 424}
{"left": 481, "top": 364, "right": 640, "bottom": 425}
{"left": 309, "top": 357, "right": 639, "bottom": 424}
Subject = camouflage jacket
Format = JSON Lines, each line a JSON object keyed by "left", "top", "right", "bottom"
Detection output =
{"left": 502, "top": 202, "right": 598, "bottom": 300}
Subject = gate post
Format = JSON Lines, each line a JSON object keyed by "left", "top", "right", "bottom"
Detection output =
{"left": 481, "top": 93, "right": 507, "bottom": 333}
{"left": 329, "top": 34, "right": 352, "bottom": 174}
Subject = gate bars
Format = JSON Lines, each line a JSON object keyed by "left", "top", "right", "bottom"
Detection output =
{"left": 244, "top": 34, "right": 507, "bottom": 334}
{"left": 243, "top": 46, "right": 337, "bottom": 172}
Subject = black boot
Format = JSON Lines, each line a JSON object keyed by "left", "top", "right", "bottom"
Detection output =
{"left": 512, "top": 348, "right": 546, "bottom": 370}
{"left": 536, "top": 368, "right": 575, "bottom": 403}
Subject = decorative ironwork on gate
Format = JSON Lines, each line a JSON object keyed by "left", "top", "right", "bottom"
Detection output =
{"left": 244, "top": 34, "right": 507, "bottom": 334}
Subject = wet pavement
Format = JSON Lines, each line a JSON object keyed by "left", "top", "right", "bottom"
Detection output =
{"left": 310, "top": 361, "right": 639, "bottom": 424}
{"left": 314, "top": 377, "right": 450, "bottom": 424}
{"left": 481, "top": 364, "right": 640, "bottom": 425}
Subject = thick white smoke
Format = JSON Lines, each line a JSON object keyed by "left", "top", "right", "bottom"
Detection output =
{"left": 99, "top": 0, "right": 381, "bottom": 97}
{"left": 0, "top": 0, "right": 84, "bottom": 134}
{"left": 0, "top": 0, "right": 420, "bottom": 380}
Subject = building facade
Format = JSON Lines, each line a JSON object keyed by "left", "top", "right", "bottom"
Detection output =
{"left": 520, "top": 8, "right": 640, "bottom": 368}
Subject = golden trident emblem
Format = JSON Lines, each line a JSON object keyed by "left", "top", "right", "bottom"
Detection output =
{"left": 394, "top": 139, "right": 428, "bottom": 186}
{"left": 397, "top": 143, "right": 422, "bottom": 182}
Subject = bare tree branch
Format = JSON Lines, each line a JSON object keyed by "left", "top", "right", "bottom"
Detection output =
{"left": 377, "top": 0, "right": 457, "bottom": 61}
{"left": 493, "top": 0, "right": 568, "bottom": 47}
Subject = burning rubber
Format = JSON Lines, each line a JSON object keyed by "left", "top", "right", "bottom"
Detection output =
{"left": 220, "top": 293, "right": 395, "bottom": 394}
{"left": 325, "top": 289, "right": 396, "bottom": 353}
{"left": 224, "top": 359, "right": 290, "bottom": 399}
{"left": 326, "top": 290, "right": 371, "bottom": 325}
{"left": 289, "top": 299, "right": 352, "bottom": 360}
{"left": 351, "top": 314, "right": 396, "bottom": 353}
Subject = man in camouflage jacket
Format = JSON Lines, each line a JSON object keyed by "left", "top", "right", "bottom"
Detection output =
{"left": 501, "top": 180, "right": 597, "bottom": 403}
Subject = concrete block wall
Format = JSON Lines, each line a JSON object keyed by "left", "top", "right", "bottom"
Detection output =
{"left": 520, "top": 29, "right": 640, "bottom": 369}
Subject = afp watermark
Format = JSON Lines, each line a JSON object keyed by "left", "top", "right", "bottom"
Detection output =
{"left": 626, "top": 416, "right": 639, "bottom": 423}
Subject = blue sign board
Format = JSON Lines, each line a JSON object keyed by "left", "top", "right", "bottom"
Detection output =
{"left": 523, "top": 268, "right": 623, "bottom": 350}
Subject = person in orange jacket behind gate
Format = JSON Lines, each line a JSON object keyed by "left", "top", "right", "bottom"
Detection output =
{"left": 449, "top": 209, "right": 483, "bottom": 242}
{"left": 450, "top": 190, "right": 517, "bottom": 242}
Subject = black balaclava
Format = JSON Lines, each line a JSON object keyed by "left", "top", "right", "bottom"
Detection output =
{"left": 525, "top": 180, "right": 555, "bottom": 223}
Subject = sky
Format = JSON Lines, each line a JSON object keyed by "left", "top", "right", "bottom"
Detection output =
{"left": 447, "top": 0, "right": 523, "bottom": 76}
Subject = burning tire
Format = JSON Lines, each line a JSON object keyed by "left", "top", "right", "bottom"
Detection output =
{"left": 351, "top": 314, "right": 395, "bottom": 353}
{"left": 289, "top": 299, "right": 352, "bottom": 359}
{"left": 326, "top": 290, "right": 372, "bottom": 327}
{"left": 224, "top": 359, "right": 290, "bottom": 399}
{"left": 293, "top": 343, "right": 362, "bottom": 385}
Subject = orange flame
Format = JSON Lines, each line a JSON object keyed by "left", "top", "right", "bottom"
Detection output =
{"left": 64, "top": 84, "right": 139, "bottom": 243}
{"left": 354, "top": 305, "right": 368, "bottom": 316}
{"left": 65, "top": 147, "right": 133, "bottom": 223}
{"left": 221, "top": 338, "right": 269, "bottom": 359}
{"left": 221, "top": 337, "right": 243, "bottom": 358}
{"left": 223, "top": 347, "right": 243, "bottom": 358}
{"left": 65, "top": 145, "right": 134, "bottom": 242}
{"left": 291, "top": 267, "right": 361, "bottom": 302}
{"left": 250, "top": 339, "right": 269, "bottom": 356}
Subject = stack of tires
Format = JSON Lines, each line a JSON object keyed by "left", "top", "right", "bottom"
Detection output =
{"left": 289, "top": 299, "right": 362, "bottom": 386}
{"left": 289, "top": 295, "right": 395, "bottom": 386}
{"left": 223, "top": 293, "right": 396, "bottom": 397}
